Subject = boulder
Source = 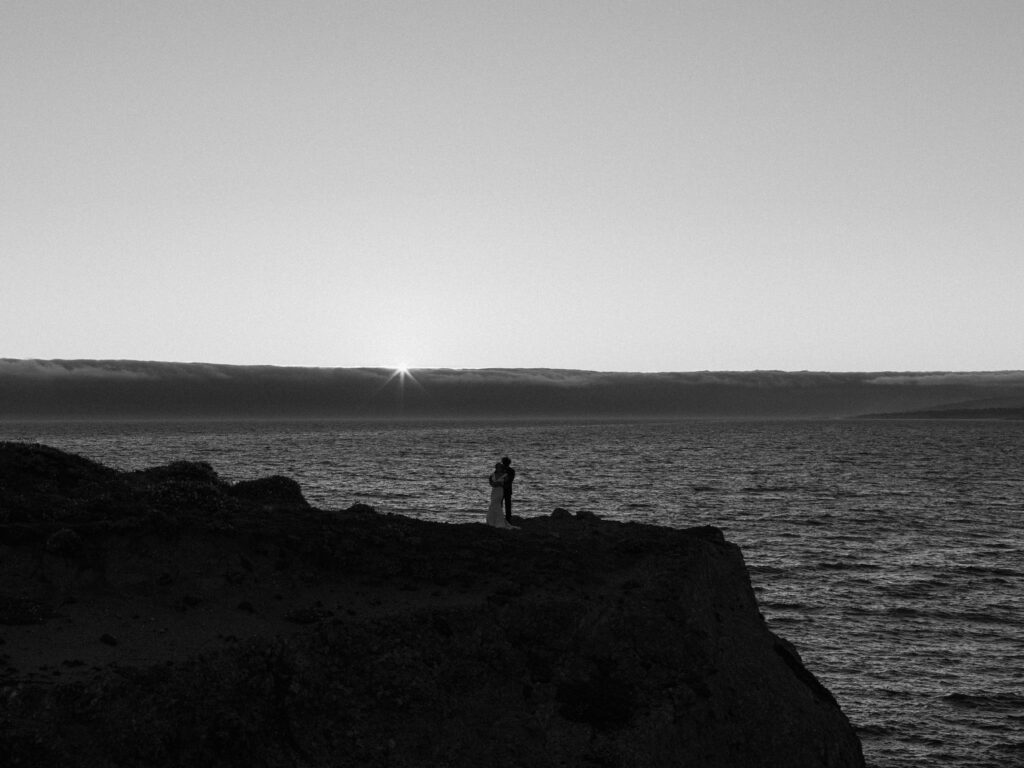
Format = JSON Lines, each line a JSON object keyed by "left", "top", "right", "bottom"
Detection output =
{"left": 229, "top": 476, "right": 308, "bottom": 508}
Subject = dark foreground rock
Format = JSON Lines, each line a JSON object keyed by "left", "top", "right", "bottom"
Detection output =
{"left": 0, "top": 442, "right": 864, "bottom": 767}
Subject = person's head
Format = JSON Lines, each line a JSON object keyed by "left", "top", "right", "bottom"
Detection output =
{"left": 501, "top": 456, "right": 511, "bottom": 467}
{"left": 494, "top": 462, "right": 504, "bottom": 472}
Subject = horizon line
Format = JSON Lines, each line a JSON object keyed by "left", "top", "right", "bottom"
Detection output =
{"left": 4, "top": 357, "right": 1023, "bottom": 376}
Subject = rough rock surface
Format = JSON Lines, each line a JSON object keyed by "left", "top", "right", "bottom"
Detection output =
{"left": 0, "top": 442, "right": 864, "bottom": 767}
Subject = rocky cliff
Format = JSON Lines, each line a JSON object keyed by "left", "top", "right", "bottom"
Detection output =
{"left": 0, "top": 443, "right": 864, "bottom": 767}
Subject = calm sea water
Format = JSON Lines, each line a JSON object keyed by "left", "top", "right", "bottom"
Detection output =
{"left": 2, "top": 418, "right": 1022, "bottom": 768}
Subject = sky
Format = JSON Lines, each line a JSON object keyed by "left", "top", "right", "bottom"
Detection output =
{"left": 3, "top": 1, "right": 1023, "bottom": 372}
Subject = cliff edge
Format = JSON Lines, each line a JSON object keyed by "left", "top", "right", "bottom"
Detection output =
{"left": 0, "top": 443, "right": 864, "bottom": 767}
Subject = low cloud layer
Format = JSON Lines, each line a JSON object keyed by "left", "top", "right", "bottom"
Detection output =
{"left": 3, "top": 360, "right": 1024, "bottom": 420}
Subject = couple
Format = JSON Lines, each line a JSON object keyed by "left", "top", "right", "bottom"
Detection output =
{"left": 486, "top": 456, "right": 517, "bottom": 529}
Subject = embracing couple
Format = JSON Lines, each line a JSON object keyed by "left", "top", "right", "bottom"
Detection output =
{"left": 486, "top": 456, "right": 517, "bottom": 529}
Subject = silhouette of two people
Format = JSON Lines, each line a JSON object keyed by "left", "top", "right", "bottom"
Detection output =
{"left": 487, "top": 456, "right": 516, "bottom": 528}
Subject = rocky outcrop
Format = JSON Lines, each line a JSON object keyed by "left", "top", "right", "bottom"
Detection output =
{"left": 0, "top": 443, "right": 864, "bottom": 767}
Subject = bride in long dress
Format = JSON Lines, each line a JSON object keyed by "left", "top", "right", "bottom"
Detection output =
{"left": 487, "top": 462, "right": 516, "bottom": 528}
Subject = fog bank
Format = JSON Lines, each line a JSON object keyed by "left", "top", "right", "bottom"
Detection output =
{"left": 3, "top": 360, "right": 1024, "bottom": 420}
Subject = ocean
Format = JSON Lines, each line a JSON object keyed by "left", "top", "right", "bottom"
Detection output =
{"left": 2, "top": 418, "right": 1022, "bottom": 768}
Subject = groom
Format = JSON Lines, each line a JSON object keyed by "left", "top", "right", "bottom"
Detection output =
{"left": 500, "top": 456, "right": 516, "bottom": 522}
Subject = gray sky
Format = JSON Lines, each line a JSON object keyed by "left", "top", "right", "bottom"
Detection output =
{"left": 4, "top": 1, "right": 1022, "bottom": 371}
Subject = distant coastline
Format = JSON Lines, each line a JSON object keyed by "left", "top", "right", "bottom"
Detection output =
{"left": 3, "top": 359, "right": 1024, "bottom": 421}
{"left": 851, "top": 407, "right": 1024, "bottom": 420}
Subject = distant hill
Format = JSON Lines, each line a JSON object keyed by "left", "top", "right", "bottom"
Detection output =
{"left": 854, "top": 408, "right": 1024, "bottom": 420}
{"left": 3, "top": 359, "right": 1024, "bottom": 420}
{"left": 852, "top": 395, "right": 1024, "bottom": 420}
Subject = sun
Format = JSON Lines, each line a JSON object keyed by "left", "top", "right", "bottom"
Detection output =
{"left": 381, "top": 364, "right": 420, "bottom": 389}
{"left": 372, "top": 365, "right": 426, "bottom": 412}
